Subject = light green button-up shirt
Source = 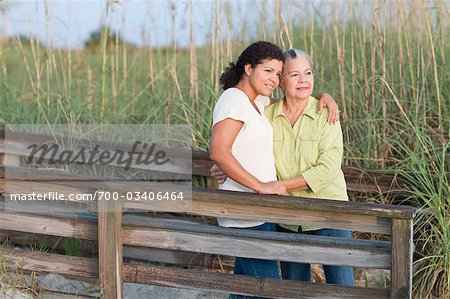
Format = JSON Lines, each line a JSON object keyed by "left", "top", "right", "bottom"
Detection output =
{"left": 265, "top": 96, "right": 348, "bottom": 201}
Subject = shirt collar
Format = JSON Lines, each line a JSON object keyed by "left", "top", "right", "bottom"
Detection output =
{"left": 273, "top": 96, "right": 318, "bottom": 120}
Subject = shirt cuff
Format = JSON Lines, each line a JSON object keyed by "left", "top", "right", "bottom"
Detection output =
{"left": 302, "top": 170, "right": 321, "bottom": 194}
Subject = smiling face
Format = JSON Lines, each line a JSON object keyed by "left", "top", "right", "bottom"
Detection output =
{"left": 246, "top": 58, "right": 283, "bottom": 97}
{"left": 280, "top": 56, "right": 314, "bottom": 101}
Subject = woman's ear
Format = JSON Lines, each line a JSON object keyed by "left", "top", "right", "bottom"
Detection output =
{"left": 244, "top": 64, "right": 252, "bottom": 76}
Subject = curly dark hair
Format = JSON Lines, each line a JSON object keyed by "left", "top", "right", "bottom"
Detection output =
{"left": 219, "top": 41, "right": 284, "bottom": 90}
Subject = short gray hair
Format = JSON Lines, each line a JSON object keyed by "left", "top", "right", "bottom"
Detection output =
{"left": 283, "top": 49, "right": 313, "bottom": 70}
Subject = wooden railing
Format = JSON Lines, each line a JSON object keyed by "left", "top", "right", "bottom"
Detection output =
{"left": 0, "top": 131, "right": 417, "bottom": 299}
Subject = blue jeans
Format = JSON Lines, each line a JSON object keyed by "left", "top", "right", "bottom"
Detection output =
{"left": 277, "top": 226, "right": 355, "bottom": 286}
{"left": 230, "top": 222, "right": 279, "bottom": 299}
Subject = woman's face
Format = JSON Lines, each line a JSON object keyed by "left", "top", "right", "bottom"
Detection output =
{"left": 281, "top": 56, "right": 314, "bottom": 101}
{"left": 246, "top": 59, "right": 283, "bottom": 97}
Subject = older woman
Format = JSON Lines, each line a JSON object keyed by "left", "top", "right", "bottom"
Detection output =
{"left": 266, "top": 48, "right": 354, "bottom": 286}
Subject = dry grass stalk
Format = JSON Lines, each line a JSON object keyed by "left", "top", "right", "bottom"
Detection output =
{"left": 425, "top": 9, "right": 442, "bottom": 131}
{"left": 49, "top": 42, "right": 63, "bottom": 94}
{"left": 110, "top": 30, "right": 118, "bottom": 110}
{"left": 147, "top": 32, "right": 155, "bottom": 95}
{"left": 210, "top": 0, "right": 217, "bottom": 91}
{"left": 121, "top": 10, "right": 128, "bottom": 96}
{"left": 369, "top": 4, "right": 378, "bottom": 117}
{"left": 225, "top": 1, "right": 232, "bottom": 62}
{"left": 280, "top": 15, "right": 293, "bottom": 50}
{"left": 101, "top": 27, "right": 108, "bottom": 117}
{"left": 275, "top": 0, "right": 280, "bottom": 45}
{"left": 349, "top": 1, "right": 356, "bottom": 114}
{"left": 29, "top": 36, "right": 41, "bottom": 100}
{"left": 169, "top": 67, "right": 186, "bottom": 124}
{"left": 380, "top": 1, "right": 388, "bottom": 168}
{"left": 396, "top": 0, "right": 406, "bottom": 100}
{"left": 55, "top": 44, "right": 73, "bottom": 113}
{"left": 86, "top": 64, "right": 94, "bottom": 112}
{"left": 301, "top": 13, "right": 307, "bottom": 51}
{"left": 214, "top": 0, "right": 221, "bottom": 94}
{"left": 44, "top": 2, "right": 54, "bottom": 107}
{"left": 66, "top": 46, "right": 73, "bottom": 112}
{"left": 189, "top": 0, "right": 199, "bottom": 109}
{"left": 0, "top": 8, "right": 8, "bottom": 81}
{"left": 171, "top": 1, "right": 177, "bottom": 70}
{"left": 0, "top": 246, "right": 40, "bottom": 297}
{"left": 333, "top": 22, "right": 346, "bottom": 119}
{"left": 360, "top": 1, "right": 368, "bottom": 100}
{"left": 309, "top": 12, "right": 314, "bottom": 61}
{"left": 45, "top": 48, "right": 51, "bottom": 107}
{"left": 15, "top": 36, "right": 37, "bottom": 97}
{"left": 100, "top": 0, "right": 112, "bottom": 117}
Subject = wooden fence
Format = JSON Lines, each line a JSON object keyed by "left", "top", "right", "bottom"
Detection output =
{"left": 0, "top": 131, "right": 417, "bottom": 299}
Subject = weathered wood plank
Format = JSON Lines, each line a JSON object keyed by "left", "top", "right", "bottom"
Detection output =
{"left": 123, "top": 246, "right": 233, "bottom": 269}
{"left": 123, "top": 264, "right": 391, "bottom": 299}
{"left": 342, "top": 167, "right": 407, "bottom": 193}
{"left": 1, "top": 178, "right": 191, "bottom": 213}
{"left": 0, "top": 229, "right": 233, "bottom": 269}
{"left": 190, "top": 188, "right": 417, "bottom": 219}
{"left": 0, "top": 209, "right": 391, "bottom": 250}
{"left": 390, "top": 219, "right": 413, "bottom": 299}
{"left": 0, "top": 178, "right": 397, "bottom": 234}
{"left": 122, "top": 214, "right": 391, "bottom": 249}
{"left": 3, "top": 248, "right": 391, "bottom": 299}
{"left": 4, "top": 248, "right": 97, "bottom": 278}
{"left": 187, "top": 200, "right": 393, "bottom": 234}
{"left": 0, "top": 211, "right": 97, "bottom": 240}
{"left": 123, "top": 226, "right": 391, "bottom": 268}
{"left": 0, "top": 230, "right": 95, "bottom": 255}
{"left": 98, "top": 198, "right": 123, "bottom": 299}
{"left": 0, "top": 211, "right": 390, "bottom": 268}
{"left": 0, "top": 153, "right": 20, "bottom": 166}
{"left": 0, "top": 165, "right": 418, "bottom": 220}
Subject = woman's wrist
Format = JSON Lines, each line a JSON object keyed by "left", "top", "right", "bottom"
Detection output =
{"left": 253, "top": 181, "right": 263, "bottom": 193}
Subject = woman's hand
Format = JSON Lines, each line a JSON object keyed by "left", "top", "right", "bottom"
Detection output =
{"left": 210, "top": 163, "right": 228, "bottom": 184}
{"left": 256, "top": 181, "right": 287, "bottom": 195}
{"left": 317, "top": 92, "right": 340, "bottom": 124}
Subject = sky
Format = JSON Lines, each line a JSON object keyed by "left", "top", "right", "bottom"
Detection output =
{"left": 0, "top": 0, "right": 276, "bottom": 49}
{"left": 2, "top": 1, "right": 437, "bottom": 50}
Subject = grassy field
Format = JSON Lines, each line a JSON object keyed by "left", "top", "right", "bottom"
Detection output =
{"left": 0, "top": 0, "right": 449, "bottom": 297}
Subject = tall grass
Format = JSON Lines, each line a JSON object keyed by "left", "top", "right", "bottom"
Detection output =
{"left": 399, "top": 136, "right": 449, "bottom": 298}
{"left": 0, "top": 0, "right": 449, "bottom": 297}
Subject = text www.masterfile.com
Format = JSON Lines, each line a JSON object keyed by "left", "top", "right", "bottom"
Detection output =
{"left": 8, "top": 191, "right": 185, "bottom": 201}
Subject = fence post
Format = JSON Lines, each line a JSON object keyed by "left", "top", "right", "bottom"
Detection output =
{"left": 98, "top": 197, "right": 123, "bottom": 299}
{"left": 0, "top": 153, "right": 20, "bottom": 166}
{"left": 391, "top": 218, "right": 413, "bottom": 299}
{"left": 1, "top": 153, "right": 20, "bottom": 208}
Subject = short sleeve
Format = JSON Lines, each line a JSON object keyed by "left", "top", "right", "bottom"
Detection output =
{"left": 213, "top": 89, "right": 249, "bottom": 127}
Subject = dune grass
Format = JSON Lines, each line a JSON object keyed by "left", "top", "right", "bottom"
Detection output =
{"left": 0, "top": 0, "right": 449, "bottom": 297}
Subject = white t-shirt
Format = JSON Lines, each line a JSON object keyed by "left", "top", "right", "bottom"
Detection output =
{"left": 212, "top": 88, "right": 276, "bottom": 228}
